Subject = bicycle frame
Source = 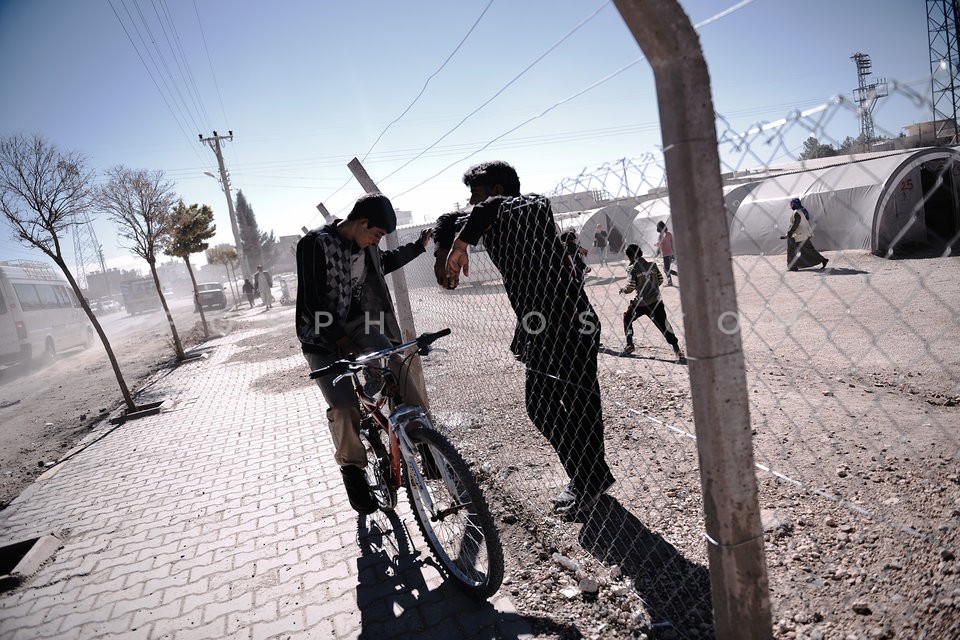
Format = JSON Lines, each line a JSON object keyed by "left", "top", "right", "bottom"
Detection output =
{"left": 309, "top": 328, "right": 504, "bottom": 598}
{"left": 341, "top": 368, "right": 447, "bottom": 517}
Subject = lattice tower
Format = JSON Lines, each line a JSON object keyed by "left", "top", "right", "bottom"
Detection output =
{"left": 851, "top": 52, "right": 888, "bottom": 142}
{"left": 927, "top": 0, "right": 960, "bottom": 143}
{"left": 72, "top": 211, "right": 106, "bottom": 292}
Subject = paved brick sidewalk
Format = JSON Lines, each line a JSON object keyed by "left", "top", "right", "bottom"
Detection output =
{"left": 0, "top": 307, "right": 533, "bottom": 639}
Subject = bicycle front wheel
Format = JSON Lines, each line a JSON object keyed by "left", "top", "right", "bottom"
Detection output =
{"left": 402, "top": 422, "right": 504, "bottom": 599}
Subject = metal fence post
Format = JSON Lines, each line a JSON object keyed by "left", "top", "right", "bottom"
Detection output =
{"left": 612, "top": 1, "right": 773, "bottom": 637}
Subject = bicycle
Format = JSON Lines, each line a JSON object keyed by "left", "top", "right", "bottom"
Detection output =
{"left": 309, "top": 328, "right": 504, "bottom": 599}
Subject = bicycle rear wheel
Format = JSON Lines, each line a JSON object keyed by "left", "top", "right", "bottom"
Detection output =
{"left": 402, "top": 422, "right": 504, "bottom": 599}
{"left": 360, "top": 423, "right": 397, "bottom": 511}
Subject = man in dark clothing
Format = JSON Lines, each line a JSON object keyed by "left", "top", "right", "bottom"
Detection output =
{"left": 620, "top": 244, "right": 685, "bottom": 362}
{"left": 296, "top": 193, "right": 431, "bottom": 514}
{"left": 434, "top": 161, "right": 615, "bottom": 519}
{"left": 593, "top": 224, "right": 609, "bottom": 265}
{"left": 560, "top": 229, "right": 590, "bottom": 283}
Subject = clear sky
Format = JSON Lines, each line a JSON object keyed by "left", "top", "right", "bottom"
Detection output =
{"left": 0, "top": 0, "right": 934, "bottom": 273}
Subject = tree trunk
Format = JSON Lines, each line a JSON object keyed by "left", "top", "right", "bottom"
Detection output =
{"left": 53, "top": 258, "right": 137, "bottom": 412}
{"left": 184, "top": 256, "right": 209, "bottom": 338}
{"left": 223, "top": 264, "right": 238, "bottom": 308}
{"left": 148, "top": 260, "right": 186, "bottom": 361}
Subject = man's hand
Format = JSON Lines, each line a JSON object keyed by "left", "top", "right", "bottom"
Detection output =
{"left": 418, "top": 227, "right": 433, "bottom": 249}
{"left": 444, "top": 240, "right": 470, "bottom": 290}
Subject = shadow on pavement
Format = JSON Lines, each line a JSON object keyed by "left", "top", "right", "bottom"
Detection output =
{"left": 598, "top": 345, "right": 683, "bottom": 365}
{"left": 821, "top": 266, "right": 869, "bottom": 276}
{"left": 579, "top": 496, "right": 715, "bottom": 639}
{"left": 356, "top": 509, "right": 581, "bottom": 639}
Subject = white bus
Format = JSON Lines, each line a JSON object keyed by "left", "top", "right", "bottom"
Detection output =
{"left": 0, "top": 260, "right": 94, "bottom": 366}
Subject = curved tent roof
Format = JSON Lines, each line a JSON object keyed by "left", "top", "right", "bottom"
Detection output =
{"left": 631, "top": 198, "right": 672, "bottom": 256}
{"left": 556, "top": 202, "right": 639, "bottom": 260}
{"left": 730, "top": 147, "right": 960, "bottom": 256}
{"left": 630, "top": 183, "right": 761, "bottom": 257}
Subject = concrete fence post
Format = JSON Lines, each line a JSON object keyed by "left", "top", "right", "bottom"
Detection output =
{"left": 346, "top": 158, "right": 429, "bottom": 403}
{"left": 612, "top": 1, "right": 773, "bottom": 637}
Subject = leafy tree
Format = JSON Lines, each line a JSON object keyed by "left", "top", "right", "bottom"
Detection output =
{"left": 235, "top": 190, "right": 262, "bottom": 269}
{"left": 0, "top": 133, "right": 136, "bottom": 411}
{"left": 165, "top": 201, "right": 216, "bottom": 338}
{"left": 99, "top": 166, "right": 186, "bottom": 361}
{"left": 259, "top": 229, "right": 278, "bottom": 268}
{"left": 798, "top": 136, "right": 837, "bottom": 160}
{"left": 206, "top": 244, "right": 240, "bottom": 306}
{"left": 235, "top": 190, "right": 278, "bottom": 270}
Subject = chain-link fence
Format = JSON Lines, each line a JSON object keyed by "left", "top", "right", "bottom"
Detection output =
{"left": 387, "top": 72, "right": 959, "bottom": 638}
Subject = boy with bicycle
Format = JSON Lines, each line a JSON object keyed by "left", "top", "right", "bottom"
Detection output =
{"left": 296, "top": 193, "right": 431, "bottom": 514}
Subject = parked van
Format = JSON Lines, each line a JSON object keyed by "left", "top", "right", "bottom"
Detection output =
{"left": 0, "top": 260, "right": 94, "bottom": 365}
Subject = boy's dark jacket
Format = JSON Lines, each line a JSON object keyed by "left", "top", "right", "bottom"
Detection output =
{"left": 295, "top": 220, "right": 425, "bottom": 355}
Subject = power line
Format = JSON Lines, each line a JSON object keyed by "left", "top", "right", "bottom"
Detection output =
{"left": 375, "top": 1, "right": 612, "bottom": 187}
{"left": 123, "top": 0, "right": 205, "bottom": 135}
{"left": 193, "top": 0, "right": 230, "bottom": 129}
{"left": 106, "top": 0, "right": 210, "bottom": 167}
{"left": 151, "top": 0, "right": 213, "bottom": 128}
{"left": 320, "top": 0, "right": 496, "bottom": 207}
{"left": 388, "top": 0, "right": 763, "bottom": 200}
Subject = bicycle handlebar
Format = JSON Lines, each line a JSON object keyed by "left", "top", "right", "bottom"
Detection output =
{"left": 308, "top": 328, "right": 451, "bottom": 380}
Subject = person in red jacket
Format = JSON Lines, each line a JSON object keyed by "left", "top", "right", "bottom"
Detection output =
{"left": 655, "top": 221, "right": 676, "bottom": 286}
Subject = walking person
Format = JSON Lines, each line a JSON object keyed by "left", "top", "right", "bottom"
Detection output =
{"left": 781, "top": 197, "right": 828, "bottom": 271}
{"left": 296, "top": 193, "right": 432, "bottom": 514}
{"left": 436, "top": 160, "right": 615, "bottom": 519}
{"left": 620, "top": 244, "right": 686, "bottom": 362}
{"left": 241, "top": 278, "right": 255, "bottom": 309}
{"left": 655, "top": 221, "right": 676, "bottom": 286}
{"left": 593, "top": 223, "right": 609, "bottom": 266}
{"left": 255, "top": 264, "right": 274, "bottom": 309}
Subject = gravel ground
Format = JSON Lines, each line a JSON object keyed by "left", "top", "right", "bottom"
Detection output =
{"left": 2, "top": 250, "right": 957, "bottom": 639}
{"left": 410, "top": 249, "right": 959, "bottom": 639}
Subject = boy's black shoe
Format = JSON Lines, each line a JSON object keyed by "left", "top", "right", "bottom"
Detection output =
{"left": 341, "top": 465, "right": 377, "bottom": 515}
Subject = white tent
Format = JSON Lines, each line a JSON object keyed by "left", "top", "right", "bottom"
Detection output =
{"left": 555, "top": 202, "right": 639, "bottom": 263}
{"left": 730, "top": 147, "right": 960, "bottom": 256}
{"left": 630, "top": 198, "right": 672, "bottom": 257}
{"left": 629, "top": 183, "right": 761, "bottom": 258}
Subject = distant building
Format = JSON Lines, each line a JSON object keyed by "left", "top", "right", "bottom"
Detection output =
{"left": 902, "top": 119, "right": 958, "bottom": 147}
{"left": 86, "top": 268, "right": 136, "bottom": 299}
{"left": 273, "top": 235, "right": 300, "bottom": 274}
{"left": 549, "top": 191, "right": 609, "bottom": 213}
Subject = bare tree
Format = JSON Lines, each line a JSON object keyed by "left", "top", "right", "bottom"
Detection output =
{"left": 0, "top": 133, "right": 136, "bottom": 411}
{"left": 165, "top": 201, "right": 216, "bottom": 338}
{"left": 99, "top": 166, "right": 186, "bottom": 360}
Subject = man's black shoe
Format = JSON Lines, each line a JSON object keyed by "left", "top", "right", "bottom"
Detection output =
{"left": 553, "top": 475, "right": 615, "bottom": 519}
{"left": 341, "top": 465, "right": 377, "bottom": 515}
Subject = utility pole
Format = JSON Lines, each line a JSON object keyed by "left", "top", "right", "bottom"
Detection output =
{"left": 199, "top": 131, "right": 251, "bottom": 280}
